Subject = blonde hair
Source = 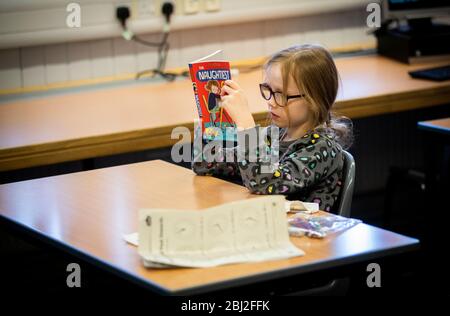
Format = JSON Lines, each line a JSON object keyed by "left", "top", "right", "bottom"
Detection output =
{"left": 264, "top": 44, "right": 353, "bottom": 149}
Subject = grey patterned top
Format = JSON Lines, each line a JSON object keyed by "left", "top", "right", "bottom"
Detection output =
{"left": 192, "top": 125, "right": 344, "bottom": 212}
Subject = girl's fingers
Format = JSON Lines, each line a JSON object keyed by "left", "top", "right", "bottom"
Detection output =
{"left": 220, "top": 95, "right": 230, "bottom": 104}
{"left": 225, "top": 80, "right": 240, "bottom": 90}
{"left": 220, "top": 96, "right": 232, "bottom": 108}
{"left": 221, "top": 85, "right": 234, "bottom": 95}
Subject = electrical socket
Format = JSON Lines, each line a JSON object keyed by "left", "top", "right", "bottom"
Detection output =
{"left": 137, "top": 0, "right": 155, "bottom": 17}
{"left": 183, "top": 0, "right": 200, "bottom": 14}
{"left": 204, "top": 0, "right": 220, "bottom": 12}
{"left": 146, "top": 1, "right": 172, "bottom": 17}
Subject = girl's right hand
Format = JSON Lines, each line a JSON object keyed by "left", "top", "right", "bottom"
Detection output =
{"left": 220, "top": 80, "right": 256, "bottom": 130}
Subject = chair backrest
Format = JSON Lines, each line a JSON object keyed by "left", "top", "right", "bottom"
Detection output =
{"left": 336, "top": 150, "right": 356, "bottom": 217}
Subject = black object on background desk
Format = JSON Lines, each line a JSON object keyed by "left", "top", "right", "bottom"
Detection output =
{"left": 409, "top": 65, "right": 450, "bottom": 81}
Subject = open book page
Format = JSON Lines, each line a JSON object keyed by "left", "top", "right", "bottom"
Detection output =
{"left": 138, "top": 196, "right": 304, "bottom": 268}
{"left": 190, "top": 49, "right": 224, "bottom": 63}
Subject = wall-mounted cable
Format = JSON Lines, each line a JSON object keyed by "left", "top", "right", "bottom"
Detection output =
{"left": 116, "top": 2, "right": 186, "bottom": 82}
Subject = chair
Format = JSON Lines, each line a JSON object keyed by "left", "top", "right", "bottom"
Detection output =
{"left": 335, "top": 150, "right": 356, "bottom": 217}
{"left": 288, "top": 150, "right": 356, "bottom": 296}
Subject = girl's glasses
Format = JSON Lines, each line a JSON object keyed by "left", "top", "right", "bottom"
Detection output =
{"left": 259, "top": 83, "right": 305, "bottom": 107}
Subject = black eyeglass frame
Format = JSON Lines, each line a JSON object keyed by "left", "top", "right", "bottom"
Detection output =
{"left": 259, "top": 83, "right": 305, "bottom": 107}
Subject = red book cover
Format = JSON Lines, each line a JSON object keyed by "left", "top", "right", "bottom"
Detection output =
{"left": 189, "top": 51, "right": 236, "bottom": 141}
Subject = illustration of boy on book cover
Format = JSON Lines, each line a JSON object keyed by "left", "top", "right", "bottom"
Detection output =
{"left": 189, "top": 51, "right": 237, "bottom": 142}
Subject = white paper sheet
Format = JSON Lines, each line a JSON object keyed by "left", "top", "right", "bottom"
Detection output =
{"left": 136, "top": 195, "right": 304, "bottom": 268}
{"left": 123, "top": 232, "right": 139, "bottom": 246}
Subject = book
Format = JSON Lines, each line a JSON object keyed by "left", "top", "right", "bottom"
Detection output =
{"left": 188, "top": 50, "right": 236, "bottom": 141}
{"left": 137, "top": 195, "right": 304, "bottom": 268}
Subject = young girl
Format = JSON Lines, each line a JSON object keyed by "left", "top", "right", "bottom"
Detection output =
{"left": 192, "top": 44, "right": 353, "bottom": 213}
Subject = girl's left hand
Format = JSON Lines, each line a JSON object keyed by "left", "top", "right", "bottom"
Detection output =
{"left": 220, "top": 80, "right": 256, "bottom": 129}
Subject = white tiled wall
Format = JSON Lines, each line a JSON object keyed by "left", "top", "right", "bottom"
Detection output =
{"left": 0, "top": 48, "right": 21, "bottom": 89}
{"left": 67, "top": 41, "right": 92, "bottom": 81}
{"left": 91, "top": 39, "right": 115, "bottom": 78}
{"left": 44, "top": 43, "right": 69, "bottom": 84}
{"left": 0, "top": 8, "right": 374, "bottom": 91}
{"left": 20, "top": 46, "right": 46, "bottom": 87}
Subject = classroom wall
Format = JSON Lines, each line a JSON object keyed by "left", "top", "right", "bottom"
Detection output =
{"left": 0, "top": 0, "right": 371, "bottom": 49}
{"left": 0, "top": 6, "right": 374, "bottom": 91}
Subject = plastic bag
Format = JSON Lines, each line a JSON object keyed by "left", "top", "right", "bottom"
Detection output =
{"left": 288, "top": 213, "right": 362, "bottom": 238}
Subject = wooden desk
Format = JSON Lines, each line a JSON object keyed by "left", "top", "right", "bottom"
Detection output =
{"left": 1, "top": 55, "right": 450, "bottom": 172}
{"left": 0, "top": 160, "right": 419, "bottom": 295}
{"left": 417, "top": 117, "right": 450, "bottom": 136}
